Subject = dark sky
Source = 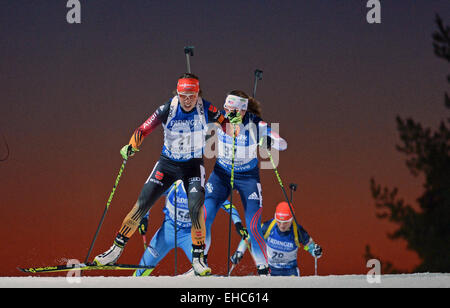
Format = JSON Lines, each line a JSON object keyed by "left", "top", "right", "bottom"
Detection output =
{"left": 0, "top": 1, "right": 449, "bottom": 276}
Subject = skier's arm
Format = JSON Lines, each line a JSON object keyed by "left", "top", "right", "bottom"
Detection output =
{"left": 129, "top": 102, "right": 170, "bottom": 150}
{"left": 206, "top": 104, "right": 238, "bottom": 137}
{"left": 260, "top": 220, "right": 272, "bottom": 238}
{"left": 220, "top": 201, "right": 242, "bottom": 225}
{"left": 206, "top": 104, "right": 226, "bottom": 127}
{"left": 297, "top": 225, "right": 323, "bottom": 258}
{"left": 220, "top": 201, "right": 249, "bottom": 240}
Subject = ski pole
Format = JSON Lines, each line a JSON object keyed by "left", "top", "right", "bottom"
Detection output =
{"left": 315, "top": 257, "right": 318, "bottom": 276}
{"left": 289, "top": 183, "right": 298, "bottom": 203}
{"left": 184, "top": 46, "right": 194, "bottom": 73}
{"left": 252, "top": 69, "right": 263, "bottom": 98}
{"left": 258, "top": 139, "right": 300, "bottom": 227}
{"left": 228, "top": 237, "right": 254, "bottom": 276}
{"left": 227, "top": 124, "right": 237, "bottom": 277}
{"left": 142, "top": 235, "right": 147, "bottom": 250}
{"left": 84, "top": 159, "right": 127, "bottom": 263}
{"left": 174, "top": 182, "right": 178, "bottom": 276}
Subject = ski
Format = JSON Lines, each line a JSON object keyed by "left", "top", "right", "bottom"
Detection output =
{"left": 18, "top": 263, "right": 154, "bottom": 274}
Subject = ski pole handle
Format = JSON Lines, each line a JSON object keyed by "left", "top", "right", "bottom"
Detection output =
{"left": 184, "top": 46, "right": 194, "bottom": 73}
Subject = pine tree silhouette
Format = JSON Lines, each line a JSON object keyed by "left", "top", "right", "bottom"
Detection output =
{"left": 367, "top": 15, "right": 450, "bottom": 273}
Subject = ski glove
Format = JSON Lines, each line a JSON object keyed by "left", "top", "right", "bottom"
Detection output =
{"left": 138, "top": 216, "right": 148, "bottom": 236}
{"left": 308, "top": 243, "right": 322, "bottom": 258}
{"left": 259, "top": 135, "right": 272, "bottom": 150}
{"left": 120, "top": 144, "right": 139, "bottom": 160}
{"left": 228, "top": 111, "right": 243, "bottom": 125}
{"left": 230, "top": 251, "right": 244, "bottom": 265}
{"left": 235, "top": 222, "right": 249, "bottom": 240}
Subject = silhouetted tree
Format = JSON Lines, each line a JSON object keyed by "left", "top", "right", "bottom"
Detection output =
{"left": 367, "top": 15, "right": 450, "bottom": 273}
{"left": 0, "top": 134, "right": 9, "bottom": 162}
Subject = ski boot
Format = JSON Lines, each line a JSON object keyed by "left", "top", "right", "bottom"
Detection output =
{"left": 93, "top": 234, "right": 128, "bottom": 265}
{"left": 257, "top": 264, "right": 270, "bottom": 276}
{"left": 192, "top": 245, "right": 211, "bottom": 276}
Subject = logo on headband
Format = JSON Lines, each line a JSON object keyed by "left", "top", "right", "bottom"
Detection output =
{"left": 224, "top": 95, "right": 248, "bottom": 111}
{"left": 177, "top": 78, "right": 200, "bottom": 93}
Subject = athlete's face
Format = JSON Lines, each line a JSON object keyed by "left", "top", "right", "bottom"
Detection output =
{"left": 276, "top": 220, "right": 292, "bottom": 232}
{"left": 178, "top": 91, "right": 198, "bottom": 112}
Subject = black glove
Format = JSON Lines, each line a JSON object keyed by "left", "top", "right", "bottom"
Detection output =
{"left": 260, "top": 135, "right": 272, "bottom": 150}
{"left": 230, "top": 251, "right": 244, "bottom": 265}
{"left": 138, "top": 216, "right": 148, "bottom": 236}
{"left": 235, "top": 222, "right": 249, "bottom": 240}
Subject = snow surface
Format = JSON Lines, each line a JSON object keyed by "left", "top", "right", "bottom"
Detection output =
{"left": 1, "top": 273, "right": 449, "bottom": 288}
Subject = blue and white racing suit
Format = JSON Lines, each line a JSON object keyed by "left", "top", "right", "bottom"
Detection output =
{"left": 204, "top": 111, "right": 287, "bottom": 268}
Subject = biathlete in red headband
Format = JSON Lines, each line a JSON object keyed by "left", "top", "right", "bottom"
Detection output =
{"left": 94, "top": 73, "right": 228, "bottom": 276}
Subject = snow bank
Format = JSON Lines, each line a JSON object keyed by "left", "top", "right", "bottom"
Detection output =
{"left": 1, "top": 273, "right": 449, "bottom": 288}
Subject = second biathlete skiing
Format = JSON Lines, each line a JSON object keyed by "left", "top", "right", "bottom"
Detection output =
{"left": 204, "top": 90, "right": 288, "bottom": 275}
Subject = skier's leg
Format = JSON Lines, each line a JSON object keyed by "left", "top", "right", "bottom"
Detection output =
{"left": 236, "top": 178, "right": 268, "bottom": 273}
{"left": 183, "top": 162, "right": 211, "bottom": 276}
{"left": 185, "top": 165, "right": 206, "bottom": 247}
{"left": 179, "top": 228, "right": 194, "bottom": 263}
{"left": 119, "top": 162, "right": 176, "bottom": 239}
{"left": 133, "top": 221, "right": 173, "bottom": 276}
{"left": 204, "top": 170, "right": 230, "bottom": 255}
{"left": 94, "top": 160, "right": 176, "bottom": 265}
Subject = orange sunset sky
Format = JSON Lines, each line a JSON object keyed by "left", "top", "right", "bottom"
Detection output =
{"left": 1, "top": 1, "right": 449, "bottom": 277}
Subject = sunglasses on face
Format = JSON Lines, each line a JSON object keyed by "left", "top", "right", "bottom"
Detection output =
{"left": 178, "top": 92, "right": 198, "bottom": 100}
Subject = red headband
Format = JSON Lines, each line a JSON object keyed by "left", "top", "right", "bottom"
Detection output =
{"left": 177, "top": 78, "right": 200, "bottom": 93}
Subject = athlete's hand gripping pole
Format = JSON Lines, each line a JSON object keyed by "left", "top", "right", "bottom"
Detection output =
{"left": 138, "top": 217, "right": 148, "bottom": 250}
{"left": 84, "top": 158, "right": 128, "bottom": 263}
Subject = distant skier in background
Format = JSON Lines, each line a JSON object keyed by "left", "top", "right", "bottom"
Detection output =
{"left": 94, "top": 73, "right": 230, "bottom": 276}
{"left": 133, "top": 180, "right": 247, "bottom": 276}
{"left": 230, "top": 201, "right": 323, "bottom": 276}
{"left": 204, "top": 90, "right": 288, "bottom": 276}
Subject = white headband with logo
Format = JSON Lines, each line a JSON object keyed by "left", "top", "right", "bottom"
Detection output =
{"left": 224, "top": 95, "right": 248, "bottom": 111}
